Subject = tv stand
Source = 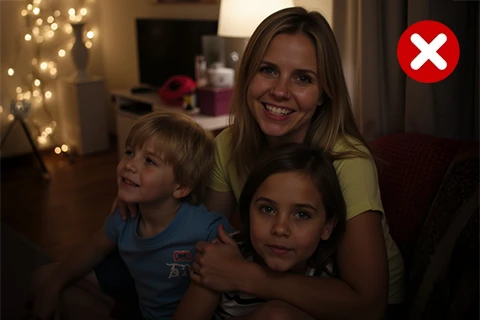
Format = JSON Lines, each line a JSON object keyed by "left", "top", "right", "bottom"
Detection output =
{"left": 112, "top": 89, "right": 230, "bottom": 159}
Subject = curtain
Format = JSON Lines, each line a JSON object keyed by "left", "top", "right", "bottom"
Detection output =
{"left": 332, "top": 0, "right": 479, "bottom": 141}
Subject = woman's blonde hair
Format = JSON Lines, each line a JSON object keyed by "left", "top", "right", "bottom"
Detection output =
{"left": 229, "top": 6, "right": 370, "bottom": 180}
{"left": 126, "top": 111, "right": 215, "bottom": 204}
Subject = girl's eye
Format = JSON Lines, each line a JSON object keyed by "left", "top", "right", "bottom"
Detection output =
{"left": 294, "top": 211, "right": 310, "bottom": 220}
{"left": 259, "top": 205, "right": 275, "bottom": 214}
{"left": 145, "top": 157, "right": 157, "bottom": 165}
{"left": 260, "top": 66, "right": 277, "bottom": 76}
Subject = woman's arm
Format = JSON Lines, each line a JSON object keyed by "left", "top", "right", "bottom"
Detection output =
{"left": 204, "top": 188, "right": 237, "bottom": 220}
{"left": 173, "top": 281, "right": 221, "bottom": 320}
{"left": 193, "top": 211, "right": 388, "bottom": 320}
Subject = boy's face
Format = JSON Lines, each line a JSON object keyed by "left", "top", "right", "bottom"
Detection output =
{"left": 116, "top": 138, "right": 177, "bottom": 204}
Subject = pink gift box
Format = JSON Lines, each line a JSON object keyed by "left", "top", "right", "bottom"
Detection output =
{"left": 197, "top": 87, "right": 234, "bottom": 116}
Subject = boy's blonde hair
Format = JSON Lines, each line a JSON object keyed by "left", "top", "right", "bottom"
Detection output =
{"left": 125, "top": 111, "right": 215, "bottom": 204}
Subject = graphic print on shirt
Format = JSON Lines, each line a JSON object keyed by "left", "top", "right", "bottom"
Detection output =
{"left": 167, "top": 249, "right": 192, "bottom": 279}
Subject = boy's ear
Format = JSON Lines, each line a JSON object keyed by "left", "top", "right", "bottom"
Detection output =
{"left": 172, "top": 183, "right": 192, "bottom": 199}
{"left": 320, "top": 218, "right": 337, "bottom": 241}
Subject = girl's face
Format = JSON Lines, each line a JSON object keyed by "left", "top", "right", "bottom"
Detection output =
{"left": 247, "top": 33, "right": 321, "bottom": 145}
{"left": 116, "top": 138, "right": 177, "bottom": 204}
{"left": 249, "top": 171, "right": 334, "bottom": 273}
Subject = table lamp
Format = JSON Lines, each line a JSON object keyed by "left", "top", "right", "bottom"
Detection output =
{"left": 217, "top": 0, "right": 294, "bottom": 69}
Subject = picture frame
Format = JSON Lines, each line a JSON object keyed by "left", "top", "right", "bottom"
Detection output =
{"left": 152, "top": 0, "right": 219, "bottom": 4}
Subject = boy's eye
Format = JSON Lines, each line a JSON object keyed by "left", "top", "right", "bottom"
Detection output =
{"left": 259, "top": 205, "right": 275, "bottom": 214}
{"left": 124, "top": 149, "right": 133, "bottom": 156}
{"left": 294, "top": 211, "right": 310, "bottom": 220}
{"left": 145, "top": 157, "right": 157, "bottom": 165}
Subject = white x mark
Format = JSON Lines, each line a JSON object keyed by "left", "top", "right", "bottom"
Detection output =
{"left": 410, "top": 33, "right": 447, "bottom": 70}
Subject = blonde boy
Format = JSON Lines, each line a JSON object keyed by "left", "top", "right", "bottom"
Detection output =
{"left": 30, "top": 111, "right": 232, "bottom": 320}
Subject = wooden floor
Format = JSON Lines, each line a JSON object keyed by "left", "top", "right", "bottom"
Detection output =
{"left": 1, "top": 139, "right": 119, "bottom": 261}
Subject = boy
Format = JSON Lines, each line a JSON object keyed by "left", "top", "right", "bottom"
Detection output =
{"left": 29, "top": 111, "right": 233, "bottom": 320}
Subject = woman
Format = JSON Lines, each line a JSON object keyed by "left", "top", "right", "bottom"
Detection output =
{"left": 117, "top": 6, "right": 405, "bottom": 319}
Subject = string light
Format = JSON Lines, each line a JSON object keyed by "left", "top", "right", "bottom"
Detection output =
{"left": 5, "top": 1, "right": 98, "bottom": 157}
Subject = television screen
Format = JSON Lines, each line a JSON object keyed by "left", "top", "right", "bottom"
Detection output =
{"left": 136, "top": 19, "right": 218, "bottom": 88}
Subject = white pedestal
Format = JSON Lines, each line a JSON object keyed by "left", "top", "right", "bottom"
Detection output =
{"left": 57, "top": 76, "right": 109, "bottom": 155}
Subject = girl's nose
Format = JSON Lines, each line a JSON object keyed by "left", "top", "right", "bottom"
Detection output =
{"left": 271, "top": 216, "right": 290, "bottom": 237}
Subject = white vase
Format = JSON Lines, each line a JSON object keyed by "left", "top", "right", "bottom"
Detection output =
{"left": 70, "top": 22, "right": 90, "bottom": 81}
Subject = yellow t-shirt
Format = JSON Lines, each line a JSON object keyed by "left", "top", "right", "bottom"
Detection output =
{"left": 208, "top": 128, "right": 405, "bottom": 304}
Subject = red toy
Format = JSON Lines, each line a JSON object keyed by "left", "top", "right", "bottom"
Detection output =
{"left": 158, "top": 75, "right": 196, "bottom": 106}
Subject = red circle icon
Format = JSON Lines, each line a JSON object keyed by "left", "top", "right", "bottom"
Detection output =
{"left": 397, "top": 20, "right": 460, "bottom": 83}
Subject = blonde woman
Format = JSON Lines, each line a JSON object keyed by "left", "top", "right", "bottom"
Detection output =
{"left": 117, "top": 7, "right": 405, "bottom": 320}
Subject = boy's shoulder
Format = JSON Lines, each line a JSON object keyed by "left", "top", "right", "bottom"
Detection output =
{"left": 181, "top": 202, "right": 233, "bottom": 233}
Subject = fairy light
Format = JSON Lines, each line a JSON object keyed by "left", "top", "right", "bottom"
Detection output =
{"left": 86, "top": 31, "right": 94, "bottom": 39}
{"left": 25, "top": 34, "right": 32, "bottom": 41}
{"left": 45, "top": 127, "right": 53, "bottom": 134}
{"left": 61, "top": 144, "right": 69, "bottom": 152}
{"left": 51, "top": 23, "right": 58, "bottom": 30}
{"left": 39, "top": 136, "right": 49, "bottom": 145}
{"left": 33, "top": 7, "right": 40, "bottom": 15}
{"left": 7, "top": 68, "right": 14, "bottom": 76}
{"left": 36, "top": 18, "right": 43, "bottom": 26}
{"left": 58, "top": 49, "right": 66, "bottom": 57}
{"left": 27, "top": 4, "right": 33, "bottom": 10}
{"left": 8, "top": 114, "right": 14, "bottom": 121}
{"left": 45, "top": 91, "right": 52, "bottom": 99}
{"left": 16, "top": 87, "right": 22, "bottom": 94}
{"left": 80, "top": 8, "right": 88, "bottom": 16}
{"left": 34, "top": 79, "right": 41, "bottom": 86}
{"left": 40, "top": 62, "right": 48, "bottom": 69}
{"left": 85, "top": 41, "right": 92, "bottom": 49}
{"left": 54, "top": 147, "right": 61, "bottom": 154}
{"left": 47, "top": 16, "right": 54, "bottom": 23}
{"left": 21, "top": 9, "right": 28, "bottom": 16}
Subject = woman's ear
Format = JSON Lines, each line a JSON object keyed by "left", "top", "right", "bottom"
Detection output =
{"left": 320, "top": 217, "right": 337, "bottom": 241}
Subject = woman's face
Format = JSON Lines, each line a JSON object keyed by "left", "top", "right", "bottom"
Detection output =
{"left": 247, "top": 33, "right": 321, "bottom": 145}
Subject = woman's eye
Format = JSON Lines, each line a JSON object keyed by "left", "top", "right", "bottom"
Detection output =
{"left": 260, "top": 66, "right": 276, "bottom": 76}
{"left": 296, "top": 75, "right": 312, "bottom": 84}
{"left": 259, "top": 205, "right": 275, "bottom": 214}
{"left": 295, "top": 211, "right": 310, "bottom": 220}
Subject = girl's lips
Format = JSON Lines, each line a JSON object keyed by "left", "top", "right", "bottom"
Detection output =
{"left": 267, "top": 245, "right": 292, "bottom": 255}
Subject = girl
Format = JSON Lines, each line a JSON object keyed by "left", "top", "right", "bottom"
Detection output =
{"left": 173, "top": 143, "right": 346, "bottom": 319}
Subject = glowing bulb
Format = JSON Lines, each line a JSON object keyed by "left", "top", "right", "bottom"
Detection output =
{"left": 7, "top": 68, "right": 14, "bottom": 76}
{"left": 24, "top": 91, "right": 32, "bottom": 99}
{"left": 38, "top": 136, "right": 48, "bottom": 144}
{"left": 51, "top": 23, "right": 58, "bottom": 30}
{"left": 65, "top": 24, "right": 72, "bottom": 34}
{"left": 48, "top": 61, "right": 55, "bottom": 68}
{"left": 21, "top": 9, "right": 28, "bottom": 16}
{"left": 85, "top": 40, "right": 92, "bottom": 48}
{"left": 58, "top": 49, "right": 66, "bottom": 57}
{"left": 45, "top": 91, "right": 52, "bottom": 99}
{"left": 27, "top": 4, "right": 33, "bottom": 10}
{"left": 68, "top": 8, "right": 75, "bottom": 15}
{"left": 33, "top": 0, "right": 41, "bottom": 5}
{"left": 32, "top": 27, "right": 40, "bottom": 35}
{"left": 34, "top": 79, "right": 41, "bottom": 86}
{"left": 33, "top": 7, "right": 40, "bottom": 15}
{"left": 45, "top": 127, "right": 53, "bottom": 134}
{"left": 54, "top": 146, "right": 62, "bottom": 154}
{"left": 32, "top": 58, "right": 37, "bottom": 65}
{"left": 47, "top": 30, "right": 54, "bottom": 38}
{"left": 54, "top": 10, "right": 60, "bottom": 17}
{"left": 36, "top": 36, "right": 44, "bottom": 43}
{"left": 8, "top": 114, "right": 15, "bottom": 121}
{"left": 51, "top": 121, "right": 57, "bottom": 127}
{"left": 49, "top": 68, "right": 57, "bottom": 76}
{"left": 61, "top": 144, "right": 69, "bottom": 152}
{"left": 25, "top": 34, "right": 32, "bottom": 41}
{"left": 36, "top": 18, "right": 43, "bottom": 26}
{"left": 86, "top": 31, "right": 94, "bottom": 39}
{"left": 80, "top": 8, "right": 88, "bottom": 16}
{"left": 40, "top": 62, "right": 48, "bottom": 69}
{"left": 47, "top": 16, "right": 54, "bottom": 23}
{"left": 33, "top": 90, "right": 40, "bottom": 97}
{"left": 16, "top": 87, "right": 22, "bottom": 93}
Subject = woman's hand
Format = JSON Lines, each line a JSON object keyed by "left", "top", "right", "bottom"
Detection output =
{"left": 190, "top": 225, "right": 247, "bottom": 292}
{"left": 109, "top": 196, "right": 138, "bottom": 220}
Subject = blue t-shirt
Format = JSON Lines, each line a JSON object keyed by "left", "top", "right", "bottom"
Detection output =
{"left": 104, "top": 202, "right": 233, "bottom": 320}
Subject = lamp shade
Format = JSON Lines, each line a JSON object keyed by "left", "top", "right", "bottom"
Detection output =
{"left": 218, "top": 0, "right": 294, "bottom": 38}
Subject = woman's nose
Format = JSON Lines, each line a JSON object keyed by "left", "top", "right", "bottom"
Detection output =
{"left": 270, "top": 78, "right": 291, "bottom": 99}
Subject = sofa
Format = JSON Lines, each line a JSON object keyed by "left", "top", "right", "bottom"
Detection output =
{"left": 370, "top": 133, "right": 479, "bottom": 319}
